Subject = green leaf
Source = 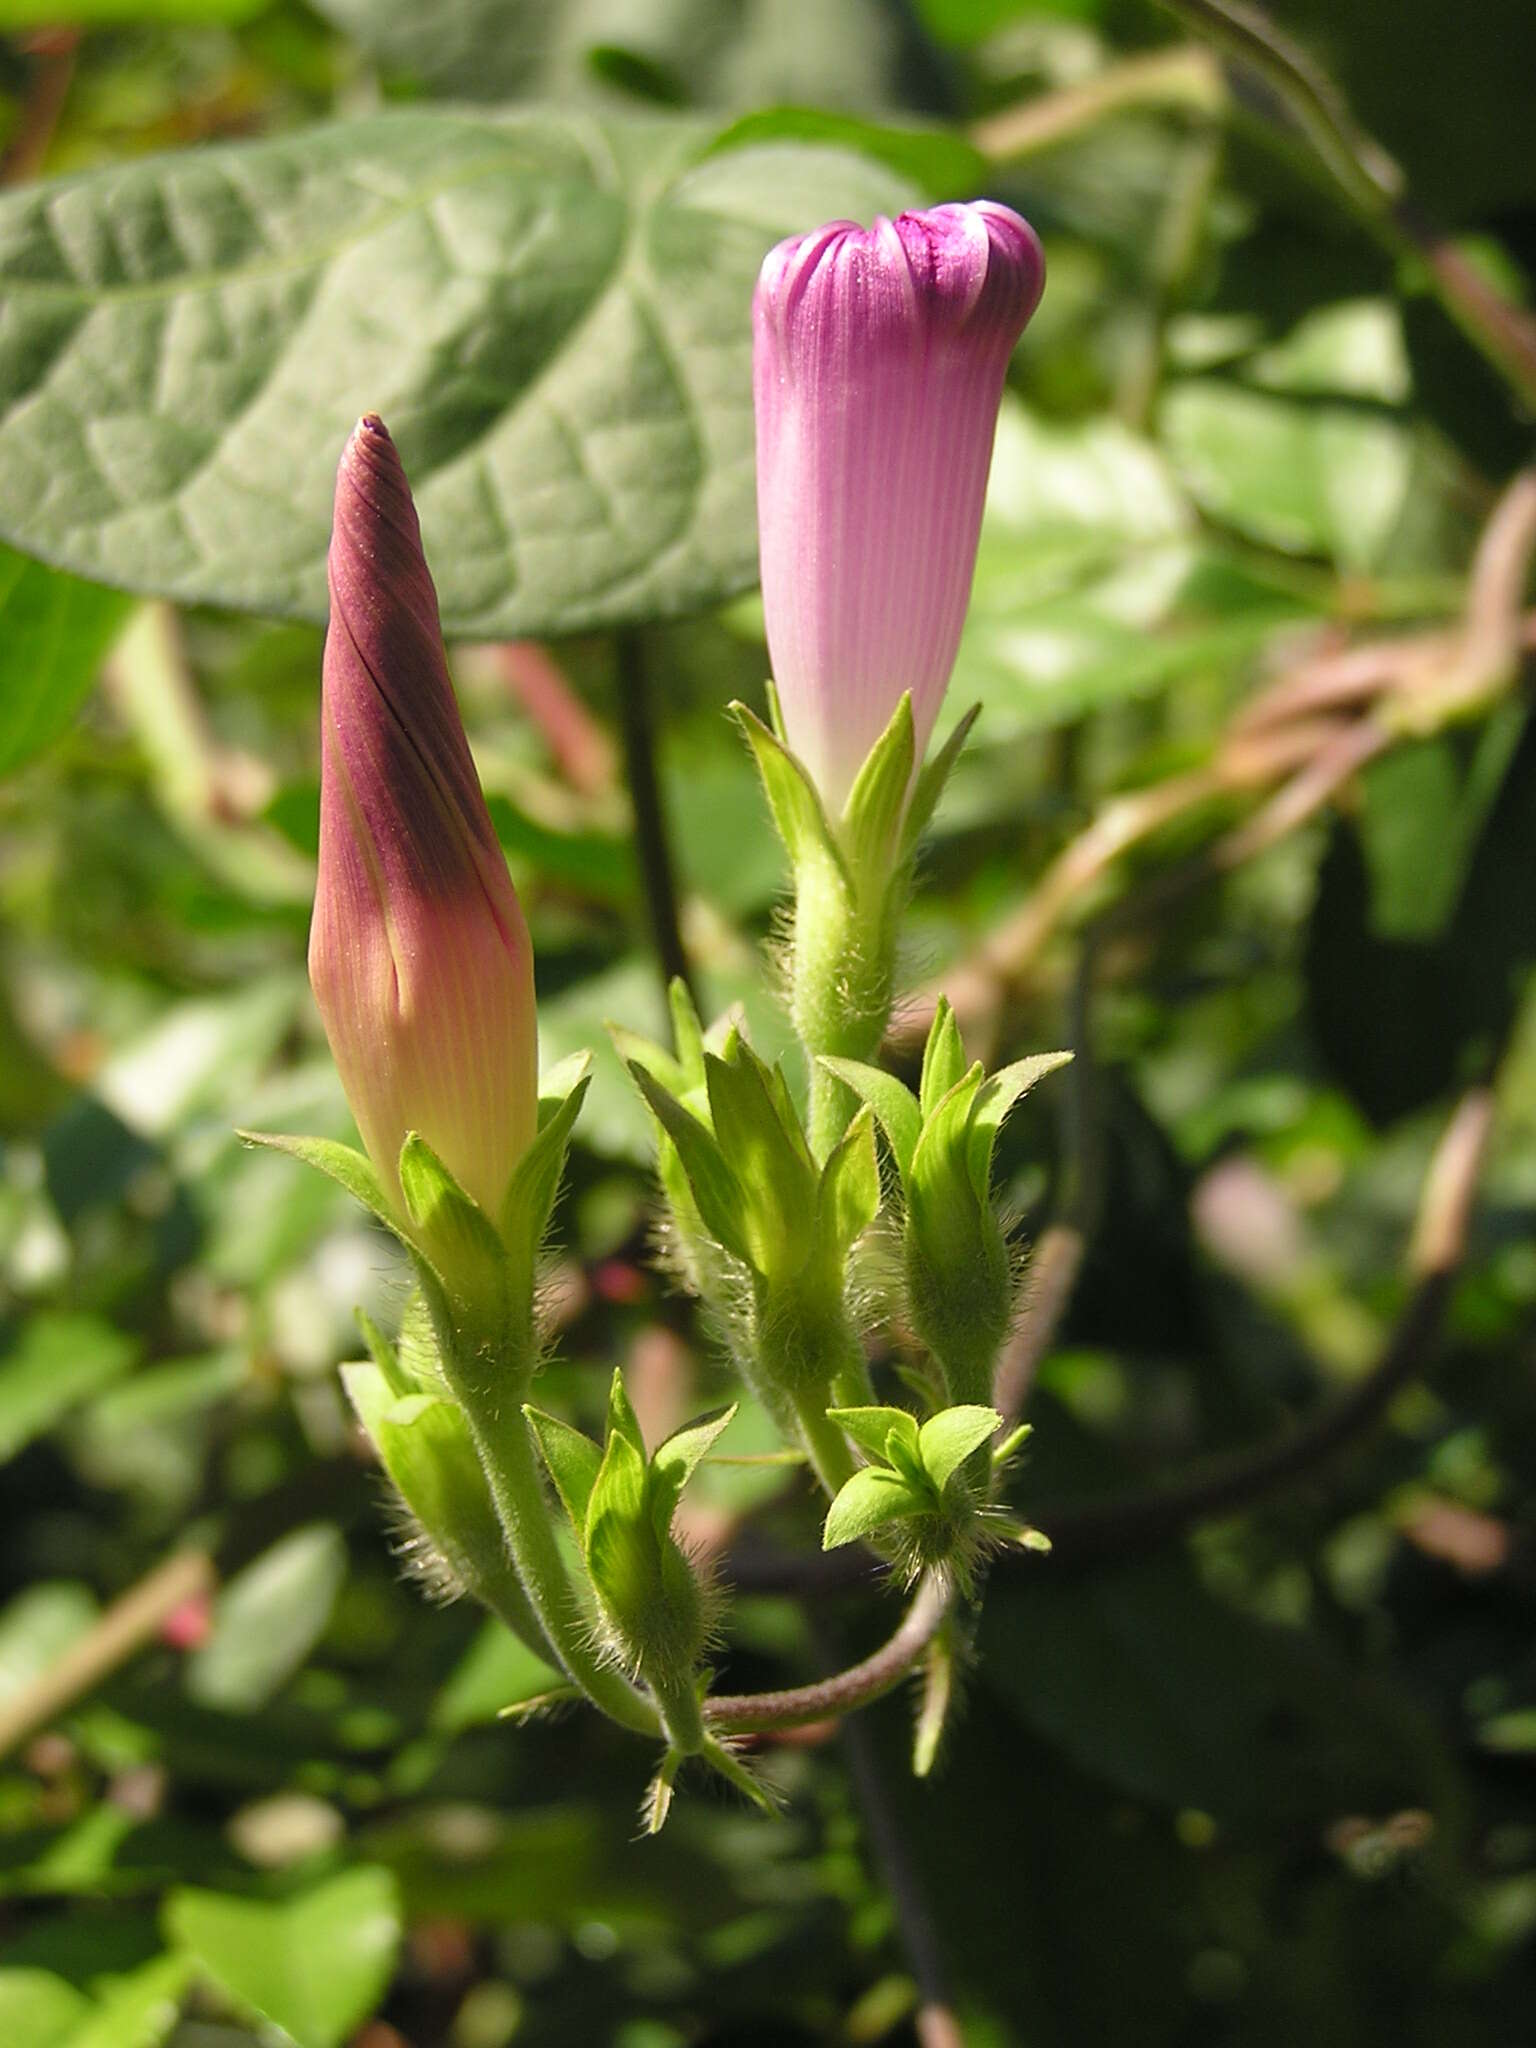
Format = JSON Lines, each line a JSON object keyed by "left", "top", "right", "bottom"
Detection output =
{"left": 822, "top": 1465, "right": 929, "bottom": 1551}
{"left": 524, "top": 1405, "right": 604, "bottom": 1536}
{"left": 730, "top": 701, "right": 846, "bottom": 879}
{"left": 64, "top": 1954, "right": 193, "bottom": 2048}
{"left": 965, "top": 1051, "right": 1073, "bottom": 1200}
{"left": 164, "top": 1867, "right": 400, "bottom": 2048}
{"left": 919, "top": 999, "right": 968, "bottom": 1123}
{"left": 0, "top": 113, "right": 912, "bottom": 635}
{"left": 825, "top": 1404, "right": 920, "bottom": 1467}
{"left": 0, "top": 1968, "right": 89, "bottom": 2048}
{"left": 702, "top": 109, "right": 987, "bottom": 200}
{"left": 431, "top": 1617, "right": 566, "bottom": 1734}
{"left": 917, "top": 1405, "right": 1003, "bottom": 1493}
{"left": 0, "top": 549, "right": 130, "bottom": 778}
{"left": 817, "top": 1105, "right": 881, "bottom": 1259}
{"left": 185, "top": 1526, "right": 347, "bottom": 1713}
{"left": 237, "top": 1131, "right": 399, "bottom": 1236}
{"left": 818, "top": 1058, "right": 922, "bottom": 1185}
{"left": 0, "top": 1314, "right": 138, "bottom": 1464}
{"left": 840, "top": 692, "right": 915, "bottom": 878}
{"left": 0, "top": 0, "right": 261, "bottom": 18}
{"left": 1159, "top": 379, "right": 1413, "bottom": 572}
{"left": 628, "top": 1062, "right": 753, "bottom": 1266}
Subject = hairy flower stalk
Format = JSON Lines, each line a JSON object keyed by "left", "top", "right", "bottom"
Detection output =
{"left": 750, "top": 203, "right": 1044, "bottom": 1152}
{"left": 309, "top": 414, "right": 538, "bottom": 1226}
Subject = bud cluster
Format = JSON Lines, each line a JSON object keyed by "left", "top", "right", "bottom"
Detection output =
{"left": 249, "top": 198, "right": 1065, "bottom": 1822}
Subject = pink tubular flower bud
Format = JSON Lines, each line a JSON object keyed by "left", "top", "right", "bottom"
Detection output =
{"left": 753, "top": 202, "right": 1044, "bottom": 815}
{"left": 309, "top": 416, "right": 538, "bottom": 1223}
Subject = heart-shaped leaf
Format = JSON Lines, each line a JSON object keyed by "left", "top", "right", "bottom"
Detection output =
{"left": 165, "top": 1867, "right": 400, "bottom": 2048}
{"left": 0, "top": 113, "right": 912, "bottom": 637}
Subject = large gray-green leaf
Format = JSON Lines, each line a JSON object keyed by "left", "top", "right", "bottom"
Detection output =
{"left": 0, "top": 111, "right": 912, "bottom": 635}
{"left": 311, "top": 0, "right": 910, "bottom": 114}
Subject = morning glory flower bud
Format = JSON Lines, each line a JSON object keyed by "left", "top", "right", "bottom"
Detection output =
{"left": 308, "top": 415, "right": 538, "bottom": 1223}
{"left": 753, "top": 201, "right": 1044, "bottom": 815}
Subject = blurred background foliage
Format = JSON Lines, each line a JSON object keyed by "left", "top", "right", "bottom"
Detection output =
{"left": 0, "top": 0, "right": 1534, "bottom": 2043}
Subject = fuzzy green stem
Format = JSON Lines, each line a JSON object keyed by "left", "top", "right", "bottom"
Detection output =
{"left": 791, "top": 850, "right": 897, "bottom": 1160}
{"left": 792, "top": 1390, "right": 858, "bottom": 1498}
{"left": 448, "top": 1362, "right": 658, "bottom": 1738}
{"left": 649, "top": 1666, "right": 707, "bottom": 1758}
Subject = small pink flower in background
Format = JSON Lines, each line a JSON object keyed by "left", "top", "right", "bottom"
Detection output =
{"left": 753, "top": 202, "right": 1045, "bottom": 815}
{"left": 309, "top": 416, "right": 537, "bottom": 1221}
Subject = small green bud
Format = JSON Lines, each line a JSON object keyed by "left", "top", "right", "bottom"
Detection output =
{"left": 825, "top": 1005, "right": 1070, "bottom": 1405}
{"left": 528, "top": 1373, "right": 735, "bottom": 1753}
{"left": 821, "top": 1401, "right": 1005, "bottom": 1590}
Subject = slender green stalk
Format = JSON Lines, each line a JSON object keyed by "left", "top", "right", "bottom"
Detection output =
{"left": 455, "top": 1384, "right": 659, "bottom": 1737}
{"left": 791, "top": 1390, "right": 858, "bottom": 1497}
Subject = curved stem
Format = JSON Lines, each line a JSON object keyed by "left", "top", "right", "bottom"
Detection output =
{"left": 1039, "top": 1082, "right": 1494, "bottom": 1568}
{"left": 706, "top": 1576, "right": 950, "bottom": 1732}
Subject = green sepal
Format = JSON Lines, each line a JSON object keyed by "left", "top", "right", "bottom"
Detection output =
{"left": 823, "top": 1464, "right": 930, "bottom": 1551}
{"left": 651, "top": 1403, "right": 737, "bottom": 1538}
{"left": 585, "top": 1392, "right": 650, "bottom": 1597}
{"left": 356, "top": 1307, "right": 414, "bottom": 1399}
{"left": 628, "top": 1062, "right": 754, "bottom": 1268}
{"left": 818, "top": 1059, "right": 921, "bottom": 1186}
{"left": 840, "top": 692, "right": 915, "bottom": 884}
{"left": 399, "top": 1132, "right": 506, "bottom": 1301}
{"left": 913, "top": 1625, "right": 957, "bottom": 1780}
{"left": 967, "top": 1052, "right": 1073, "bottom": 1200}
{"left": 668, "top": 976, "right": 708, "bottom": 1087}
{"left": 704, "top": 1046, "right": 816, "bottom": 1277}
{"left": 826, "top": 1404, "right": 920, "bottom": 1467}
{"left": 237, "top": 1130, "right": 398, "bottom": 1236}
{"left": 609, "top": 1022, "right": 686, "bottom": 1100}
{"left": 816, "top": 1105, "right": 881, "bottom": 1261}
{"left": 583, "top": 1371, "right": 706, "bottom": 1678}
{"left": 502, "top": 1063, "right": 591, "bottom": 1276}
{"left": 909, "top": 1063, "right": 987, "bottom": 1252}
{"left": 524, "top": 1405, "right": 604, "bottom": 1538}
{"left": 902, "top": 702, "right": 981, "bottom": 856}
{"left": 919, "top": 999, "right": 969, "bottom": 1122}
{"left": 341, "top": 1360, "right": 554, "bottom": 1666}
{"left": 918, "top": 1405, "right": 1003, "bottom": 1493}
{"left": 730, "top": 699, "right": 848, "bottom": 882}
{"left": 604, "top": 1367, "right": 647, "bottom": 1462}
{"left": 538, "top": 1051, "right": 594, "bottom": 1124}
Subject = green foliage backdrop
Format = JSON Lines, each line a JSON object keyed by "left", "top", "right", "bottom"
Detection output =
{"left": 0, "top": 1, "right": 1533, "bottom": 2044}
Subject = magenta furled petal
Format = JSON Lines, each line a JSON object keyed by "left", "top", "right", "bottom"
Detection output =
{"left": 308, "top": 415, "right": 537, "bottom": 1221}
{"left": 754, "top": 201, "right": 1044, "bottom": 814}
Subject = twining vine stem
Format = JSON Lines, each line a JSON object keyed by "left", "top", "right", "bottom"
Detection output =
{"left": 614, "top": 629, "right": 697, "bottom": 1007}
